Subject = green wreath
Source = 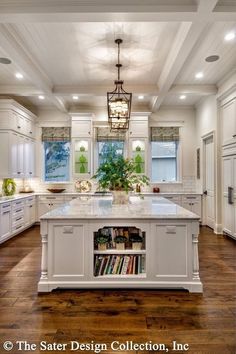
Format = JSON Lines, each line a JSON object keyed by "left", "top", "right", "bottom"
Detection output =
{"left": 2, "top": 178, "right": 16, "bottom": 196}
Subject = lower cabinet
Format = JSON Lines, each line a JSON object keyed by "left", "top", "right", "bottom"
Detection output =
{"left": 37, "top": 196, "right": 65, "bottom": 221}
{"left": 0, "top": 203, "right": 12, "bottom": 242}
{"left": 182, "top": 196, "right": 201, "bottom": 218}
{"left": 25, "top": 197, "right": 36, "bottom": 227}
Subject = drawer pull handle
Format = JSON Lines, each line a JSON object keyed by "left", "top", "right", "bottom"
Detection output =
{"left": 15, "top": 225, "right": 22, "bottom": 230}
{"left": 16, "top": 201, "right": 22, "bottom": 204}
{"left": 16, "top": 217, "right": 22, "bottom": 221}
{"left": 2, "top": 211, "right": 9, "bottom": 215}
{"left": 15, "top": 209, "right": 22, "bottom": 213}
{"left": 2, "top": 204, "right": 10, "bottom": 208}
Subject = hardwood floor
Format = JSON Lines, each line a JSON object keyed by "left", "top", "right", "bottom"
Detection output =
{"left": 0, "top": 226, "right": 235, "bottom": 354}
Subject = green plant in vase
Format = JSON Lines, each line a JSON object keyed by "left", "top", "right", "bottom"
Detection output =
{"left": 95, "top": 234, "right": 110, "bottom": 251}
{"left": 114, "top": 235, "right": 128, "bottom": 250}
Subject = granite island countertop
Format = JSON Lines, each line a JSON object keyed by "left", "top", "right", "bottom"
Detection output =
{"left": 40, "top": 196, "right": 200, "bottom": 220}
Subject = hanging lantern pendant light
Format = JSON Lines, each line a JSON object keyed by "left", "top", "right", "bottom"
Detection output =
{"left": 107, "top": 39, "right": 132, "bottom": 131}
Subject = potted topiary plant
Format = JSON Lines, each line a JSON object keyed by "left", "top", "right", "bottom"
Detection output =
{"left": 129, "top": 233, "right": 143, "bottom": 250}
{"left": 114, "top": 235, "right": 128, "bottom": 250}
{"left": 92, "top": 155, "right": 149, "bottom": 204}
{"left": 95, "top": 234, "right": 110, "bottom": 251}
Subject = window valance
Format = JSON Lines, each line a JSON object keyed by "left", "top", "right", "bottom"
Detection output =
{"left": 41, "top": 127, "right": 71, "bottom": 142}
{"left": 96, "top": 127, "right": 126, "bottom": 142}
{"left": 151, "top": 127, "right": 179, "bottom": 142}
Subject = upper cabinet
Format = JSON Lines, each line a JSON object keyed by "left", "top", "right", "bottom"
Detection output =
{"left": 128, "top": 116, "right": 149, "bottom": 138}
{"left": 0, "top": 99, "right": 36, "bottom": 179}
{"left": 71, "top": 116, "right": 92, "bottom": 138}
{"left": 0, "top": 99, "right": 36, "bottom": 139}
{"left": 71, "top": 114, "right": 93, "bottom": 177}
{"left": 221, "top": 97, "right": 236, "bottom": 146}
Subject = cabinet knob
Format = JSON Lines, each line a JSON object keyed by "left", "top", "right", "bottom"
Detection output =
{"left": 29, "top": 172, "right": 32, "bottom": 175}
{"left": 17, "top": 172, "right": 21, "bottom": 174}
{"left": 233, "top": 134, "right": 236, "bottom": 138}
{"left": 30, "top": 131, "right": 32, "bottom": 134}
{"left": 130, "top": 131, "right": 132, "bottom": 134}
{"left": 17, "top": 126, "right": 21, "bottom": 129}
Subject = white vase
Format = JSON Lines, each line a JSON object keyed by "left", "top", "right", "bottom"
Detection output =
{"left": 112, "top": 191, "right": 129, "bottom": 205}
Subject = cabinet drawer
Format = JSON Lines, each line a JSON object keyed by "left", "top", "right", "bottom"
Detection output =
{"left": 1, "top": 203, "right": 11, "bottom": 212}
{"left": 25, "top": 197, "right": 35, "bottom": 205}
{"left": 12, "top": 214, "right": 24, "bottom": 227}
{"left": 39, "top": 196, "right": 64, "bottom": 202}
{"left": 182, "top": 196, "right": 201, "bottom": 203}
{"left": 12, "top": 200, "right": 25, "bottom": 209}
{"left": 12, "top": 224, "right": 24, "bottom": 234}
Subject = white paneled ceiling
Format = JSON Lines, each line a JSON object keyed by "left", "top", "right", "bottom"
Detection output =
{"left": 0, "top": 0, "right": 235, "bottom": 113}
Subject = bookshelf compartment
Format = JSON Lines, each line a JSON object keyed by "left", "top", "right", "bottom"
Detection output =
{"left": 94, "top": 254, "right": 146, "bottom": 277}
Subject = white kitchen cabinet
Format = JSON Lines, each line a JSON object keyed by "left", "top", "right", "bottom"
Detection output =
{"left": 182, "top": 195, "right": 201, "bottom": 218}
{"left": 24, "top": 197, "right": 36, "bottom": 227}
{"left": 0, "top": 99, "right": 36, "bottom": 138}
{"left": 128, "top": 118, "right": 148, "bottom": 138}
{"left": 37, "top": 196, "right": 65, "bottom": 220}
{"left": 0, "top": 203, "right": 12, "bottom": 242}
{"left": 24, "top": 138, "right": 35, "bottom": 177}
{"left": 71, "top": 118, "right": 92, "bottom": 138}
{"left": 222, "top": 152, "right": 236, "bottom": 240}
{"left": 221, "top": 98, "right": 236, "bottom": 146}
{"left": 11, "top": 132, "right": 24, "bottom": 178}
{"left": 72, "top": 138, "right": 92, "bottom": 177}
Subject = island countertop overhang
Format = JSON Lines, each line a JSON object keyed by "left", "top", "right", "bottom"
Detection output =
{"left": 40, "top": 196, "right": 200, "bottom": 220}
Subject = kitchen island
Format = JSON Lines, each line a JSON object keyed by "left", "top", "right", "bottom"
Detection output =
{"left": 38, "top": 196, "right": 202, "bottom": 293}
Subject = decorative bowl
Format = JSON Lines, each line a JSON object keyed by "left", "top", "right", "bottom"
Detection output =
{"left": 47, "top": 188, "right": 65, "bottom": 193}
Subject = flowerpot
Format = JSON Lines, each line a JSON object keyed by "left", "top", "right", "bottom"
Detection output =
{"left": 98, "top": 243, "right": 107, "bottom": 251}
{"left": 116, "top": 243, "right": 125, "bottom": 250}
{"left": 132, "top": 242, "right": 142, "bottom": 250}
{"left": 112, "top": 191, "right": 129, "bottom": 205}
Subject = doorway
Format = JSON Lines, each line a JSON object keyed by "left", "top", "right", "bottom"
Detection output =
{"left": 202, "top": 133, "right": 215, "bottom": 229}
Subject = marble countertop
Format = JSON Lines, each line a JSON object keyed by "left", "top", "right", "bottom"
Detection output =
{"left": 0, "top": 191, "right": 202, "bottom": 204}
{"left": 40, "top": 196, "right": 200, "bottom": 220}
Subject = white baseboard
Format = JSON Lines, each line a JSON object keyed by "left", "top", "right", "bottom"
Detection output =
{"left": 214, "top": 224, "right": 223, "bottom": 234}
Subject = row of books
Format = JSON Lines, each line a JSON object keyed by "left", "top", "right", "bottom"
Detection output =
{"left": 94, "top": 254, "right": 145, "bottom": 276}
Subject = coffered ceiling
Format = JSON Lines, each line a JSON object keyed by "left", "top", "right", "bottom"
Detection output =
{"left": 0, "top": 0, "right": 235, "bottom": 114}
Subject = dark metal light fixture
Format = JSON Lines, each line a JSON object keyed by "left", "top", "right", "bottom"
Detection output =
{"left": 107, "top": 39, "right": 132, "bottom": 131}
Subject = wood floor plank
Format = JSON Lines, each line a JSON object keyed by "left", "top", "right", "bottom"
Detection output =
{"left": 0, "top": 225, "right": 235, "bottom": 354}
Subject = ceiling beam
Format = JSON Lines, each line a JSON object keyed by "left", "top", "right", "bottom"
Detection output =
{"left": 151, "top": 0, "right": 219, "bottom": 111}
{"left": 169, "top": 84, "right": 217, "bottom": 95}
{"left": 0, "top": 24, "right": 68, "bottom": 112}
{"left": 53, "top": 85, "right": 159, "bottom": 96}
{"left": 0, "top": 85, "right": 43, "bottom": 96}
{"left": 0, "top": 1, "right": 234, "bottom": 23}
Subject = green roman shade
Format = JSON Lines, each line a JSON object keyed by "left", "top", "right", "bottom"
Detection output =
{"left": 96, "top": 127, "right": 126, "bottom": 142}
{"left": 151, "top": 127, "right": 179, "bottom": 142}
{"left": 42, "top": 127, "right": 71, "bottom": 142}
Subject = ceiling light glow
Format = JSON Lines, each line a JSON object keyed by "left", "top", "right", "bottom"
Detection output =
{"left": 38, "top": 95, "right": 45, "bottom": 100}
{"left": 224, "top": 32, "right": 235, "bottom": 41}
{"left": 195, "top": 72, "right": 204, "bottom": 79}
{"left": 73, "top": 95, "right": 79, "bottom": 100}
{"left": 138, "top": 95, "right": 144, "bottom": 100}
{"left": 15, "top": 72, "right": 23, "bottom": 79}
{"left": 180, "top": 95, "right": 186, "bottom": 100}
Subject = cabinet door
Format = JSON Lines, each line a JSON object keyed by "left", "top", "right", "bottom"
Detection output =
{"left": 25, "top": 139, "right": 35, "bottom": 177}
{"left": 11, "top": 132, "right": 19, "bottom": 178}
{"left": 151, "top": 224, "right": 189, "bottom": 280}
{"left": 72, "top": 120, "right": 92, "bottom": 137}
{"left": 222, "top": 99, "right": 236, "bottom": 145}
{"left": 129, "top": 138, "right": 147, "bottom": 175}
{"left": 49, "top": 224, "right": 87, "bottom": 280}
{"left": 222, "top": 157, "right": 234, "bottom": 235}
{"left": 73, "top": 138, "right": 91, "bottom": 176}
{"left": 129, "top": 120, "right": 148, "bottom": 138}
{"left": 17, "top": 135, "right": 24, "bottom": 178}
{"left": 182, "top": 201, "right": 192, "bottom": 212}
{"left": 191, "top": 202, "right": 201, "bottom": 218}
{"left": 0, "top": 207, "right": 11, "bottom": 242}
{"left": 233, "top": 156, "right": 236, "bottom": 239}
{"left": 24, "top": 203, "right": 35, "bottom": 227}
{"left": 38, "top": 203, "right": 51, "bottom": 219}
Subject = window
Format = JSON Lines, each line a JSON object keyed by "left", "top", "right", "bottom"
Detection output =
{"left": 150, "top": 127, "right": 180, "bottom": 182}
{"left": 98, "top": 141, "right": 124, "bottom": 166}
{"left": 151, "top": 141, "right": 178, "bottom": 182}
{"left": 44, "top": 141, "right": 70, "bottom": 182}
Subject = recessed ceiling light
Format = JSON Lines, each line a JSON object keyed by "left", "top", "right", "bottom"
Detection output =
{"left": 195, "top": 72, "right": 204, "bottom": 79}
{"left": 72, "top": 95, "right": 79, "bottom": 100}
{"left": 138, "top": 95, "right": 144, "bottom": 100}
{"left": 0, "top": 57, "right": 11, "bottom": 64}
{"left": 15, "top": 72, "right": 23, "bottom": 80}
{"left": 179, "top": 95, "right": 186, "bottom": 100}
{"left": 38, "top": 95, "right": 45, "bottom": 100}
{"left": 224, "top": 31, "right": 235, "bottom": 41}
{"left": 205, "top": 55, "right": 220, "bottom": 63}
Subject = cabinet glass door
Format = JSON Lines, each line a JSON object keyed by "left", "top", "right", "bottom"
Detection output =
{"left": 131, "top": 139, "right": 146, "bottom": 174}
{"left": 73, "top": 139, "right": 91, "bottom": 176}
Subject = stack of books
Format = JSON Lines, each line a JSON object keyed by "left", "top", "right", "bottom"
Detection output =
{"left": 94, "top": 254, "right": 145, "bottom": 277}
